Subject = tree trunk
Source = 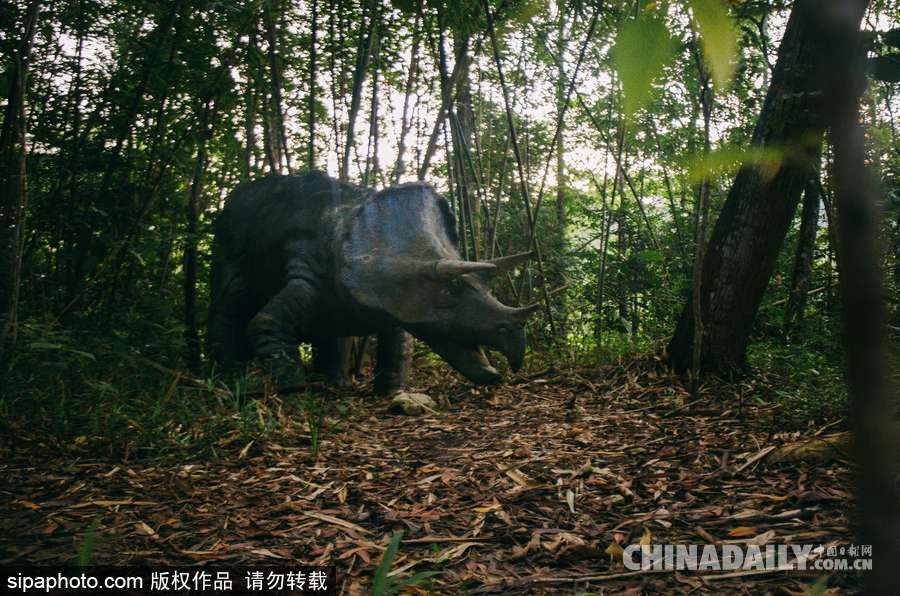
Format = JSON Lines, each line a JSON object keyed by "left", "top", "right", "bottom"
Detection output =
{"left": 0, "top": 0, "right": 39, "bottom": 354}
{"left": 263, "top": 0, "right": 291, "bottom": 174}
{"left": 555, "top": 5, "right": 566, "bottom": 230}
{"left": 340, "top": 0, "right": 379, "bottom": 182}
{"left": 452, "top": 30, "right": 480, "bottom": 259}
{"left": 553, "top": 4, "right": 567, "bottom": 337}
{"left": 668, "top": 0, "right": 837, "bottom": 374}
{"left": 242, "top": 22, "right": 260, "bottom": 181}
{"left": 184, "top": 101, "right": 213, "bottom": 372}
{"left": 363, "top": 30, "right": 382, "bottom": 187}
{"left": 817, "top": 1, "right": 898, "bottom": 591}
{"left": 783, "top": 164, "right": 821, "bottom": 334}
{"left": 689, "top": 32, "right": 712, "bottom": 396}
{"left": 307, "top": 0, "right": 318, "bottom": 170}
{"left": 392, "top": 8, "right": 421, "bottom": 183}
{"left": 417, "top": 26, "right": 469, "bottom": 181}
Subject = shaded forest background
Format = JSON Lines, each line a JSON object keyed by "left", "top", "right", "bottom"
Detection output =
{"left": 0, "top": 0, "right": 897, "bottom": 443}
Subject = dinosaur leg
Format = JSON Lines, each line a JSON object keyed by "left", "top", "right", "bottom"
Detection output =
{"left": 374, "top": 328, "right": 412, "bottom": 396}
{"left": 313, "top": 337, "right": 353, "bottom": 387}
{"left": 206, "top": 260, "right": 254, "bottom": 365}
{"left": 247, "top": 281, "right": 315, "bottom": 369}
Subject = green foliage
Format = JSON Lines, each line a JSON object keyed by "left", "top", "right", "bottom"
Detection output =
{"left": 688, "top": 0, "right": 738, "bottom": 88}
{"left": 371, "top": 530, "right": 440, "bottom": 595}
{"left": 0, "top": 321, "right": 328, "bottom": 460}
{"left": 74, "top": 518, "right": 100, "bottom": 567}
{"left": 683, "top": 144, "right": 788, "bottom": 182}
{"left": 747, "top": 338, "right": 848, "bottom": 428}
{"left": 301, "top": 393, "right": 327, "bottom": 456}
{"left": 612, "top": 10, "right": 677, "bottom": 119}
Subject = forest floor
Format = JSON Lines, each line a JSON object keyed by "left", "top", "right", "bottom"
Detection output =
{"left": 1, "top": 355, "right": 861, "bottom": 594}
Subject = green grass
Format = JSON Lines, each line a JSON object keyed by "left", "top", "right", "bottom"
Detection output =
{"left": 0, "top": 322, "right": 332, "bottom": 460}
{"left": 371, "top": 531, "right": 440, "bottom": 595}
{"left": 747, "top": 337, "right": 849, "bottom": 428}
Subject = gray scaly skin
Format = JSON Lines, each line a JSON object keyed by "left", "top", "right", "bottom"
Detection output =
{"left": 207, "top": 171, "right": 537, "bottom": 395}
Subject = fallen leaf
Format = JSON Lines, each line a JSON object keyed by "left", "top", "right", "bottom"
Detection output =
{"left": 605, "top": 542, "right": 625, "bottom": 561}
{"left": 728, "top": 526, "right": 759, "bottom": 538}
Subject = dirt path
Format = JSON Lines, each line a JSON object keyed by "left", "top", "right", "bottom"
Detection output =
{"left": 0, "top": 358, "right": 859, "bottom": 593}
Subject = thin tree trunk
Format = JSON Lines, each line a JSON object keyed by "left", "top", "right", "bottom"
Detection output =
{"left": 555, "top": 4, "right": 566, "bottom": 229}
{"left": 553, "top": 4, "right": 568, "bottom": 338}
{"left": 363, "top": 30, "right": 382, "bottom": 187}
{"left": 340, "top": 0, "right": 379, "bottom": 182}
{"left": 327, "top": 0, "right": 343, "bottom": 172}
{"left": 56, "top": 0, "right": 85, "bottom": 297}
{"left": 307, "top": 0, "right": 318, "bottom": 170}
{"left": 391, "top": 8, "right": 421, "bottom": 183}
{"left": 243, "top": 22, "right": 260, "bottom": 181}
{"left": 482, "top": 0, "right": 556, "bottom": 339}
{"left": 0, "top": 0, "right": 40, "bottom": 353}
{"left": 184, "top": 100, "right": 214, "bottom": 371}
{"left": 690, "top": 33, "right": 712, "bottom": 396}
{"left": 417, "top": 22, "right": 469, "bottom": 181}
{"left": 453, "top": 30, "right": 480, "bottom": 259}
{"left": 263, "top": 0, "right": 291, "bottom": 174}
{"left": 783, "top": 163, "right": 821, "bottom": 334}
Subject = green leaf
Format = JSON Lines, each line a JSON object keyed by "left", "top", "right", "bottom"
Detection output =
{"left": 637, "top": 249, "right": 664, "bottom": 263}
{"left": 511, "top": 0, "right": 549, "bottom": 25}
{"left": 684, "top": 145, "right": 788, "bottom": 183}
{"left": 372, "top": 530, "right": 404, "bottom": 596}
{"left": 392, "top": 571, "right": 441, "bottom": 590}
{"left": 75, "top": 518, "right": 100, "bottom": 566}
{"left": 612, "top": 13, "right": 677, "bottom": 119}
{"left": 28, "top": 342, "right": 96, "bottom": 360}
{"left": 688, "top": 0, "right": 738, "bottom": 88}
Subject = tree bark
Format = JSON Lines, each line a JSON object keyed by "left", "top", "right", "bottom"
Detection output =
{"left": 783, "top": 164, "right": 821, "bottom": 334}
{"left": 417, "top": 22, "right": 469, "bottom": 181}
{"left": 452, "top": 30, "right": 480, "bottom": 259}
{"left": 363, "top": 29, "right": 382, "bottom": 187}
{"left": 555, "top": 5, "right": 566, "bottom": 230}
{"left": 307, "top": 0, "right": 318, "bottom": 170}
{"left": 263, "top": 0, "right": 291, "bottom": 174}
{"left": 184, "top": 100, "right": 214, "bottom": 372}
{"left": 0, "top": 0, "right": 40, "bottom": 354}
{"left": 242, "top": 22, "right": 260, "bottom": 181}
{"left": 391, "top": 8, "right": 421, "bottom": 183}
{"left": 689, "top": 32, "right": 712, "bottom": 396}
{"left": 668, "top": 0, "right": 836, "bottom": 374}
{"left": 340, "top": 0, "right": 379, "bottom": 182}
{"left": 817, "top": 1, "right": 898, "bottom": 592}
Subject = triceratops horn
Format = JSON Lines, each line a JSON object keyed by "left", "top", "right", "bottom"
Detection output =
{"left": 485, "top": 251, "right": 533, "bottom": 272}
{"left": 512, "top": 303, "right": 542, "bottom": 321}
{"left": 433, "top": 259, "right": 497, "bottom": 279}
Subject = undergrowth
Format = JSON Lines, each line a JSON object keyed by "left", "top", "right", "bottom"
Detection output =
{"left": 1, "top": 316, "right": 857, "bottom": 459}
{"left": 747, "top": 335, "right": 849, "bottom": 428}
{"left": 0, "top": 321, "right": 344, "bottom": 461}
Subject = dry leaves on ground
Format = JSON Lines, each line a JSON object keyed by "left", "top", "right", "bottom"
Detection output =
{"left": 0, "top": 356, "right": 860, "bottom": 593}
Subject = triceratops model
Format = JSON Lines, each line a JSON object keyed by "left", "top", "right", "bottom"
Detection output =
{"left": 206, "top": 171, "right": 538, "bottom": 395}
